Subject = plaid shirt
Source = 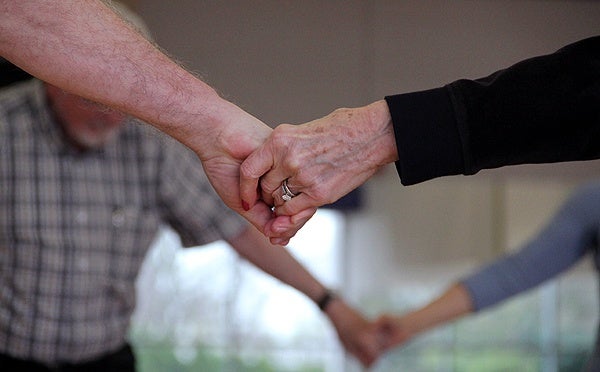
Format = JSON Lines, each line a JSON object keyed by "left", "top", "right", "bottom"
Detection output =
{"left": 0, "top": 80, "right": 247, "bottom": 364}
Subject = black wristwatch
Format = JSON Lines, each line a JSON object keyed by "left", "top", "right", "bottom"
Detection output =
{"left": 316, "top": 290, "right": 336, "bottom": 311}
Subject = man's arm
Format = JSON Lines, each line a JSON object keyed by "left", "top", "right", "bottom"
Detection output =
{"left": 226, "top": 226, "right": 382, "bottom": 367}
{"left": 0, "top": 0, "right": 309, "bottom": 241}
{"left": 0, "top": 0, "right": 224, "bottom": 146}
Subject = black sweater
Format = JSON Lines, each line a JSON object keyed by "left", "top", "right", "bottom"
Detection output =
{"left": 385, "top": 36, "right": 600, "bottom": 185}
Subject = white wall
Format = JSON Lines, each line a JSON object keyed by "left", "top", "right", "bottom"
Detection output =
{"left": 137, "top": 0, "right": 600, "bottom": 298}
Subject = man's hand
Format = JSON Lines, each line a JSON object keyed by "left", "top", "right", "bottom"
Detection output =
{"left": 192, "top": 103, "right": 313, "bottom": 244}
{"left": 325, "top": 299, "right": 386, "bottom": 368}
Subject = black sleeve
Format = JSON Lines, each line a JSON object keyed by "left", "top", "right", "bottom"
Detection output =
{"left": 385, "top": 35, "right": 600, "bottom": 186}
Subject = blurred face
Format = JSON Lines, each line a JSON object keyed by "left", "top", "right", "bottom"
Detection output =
{"left": 45, "top": 84, "right": 127, "bottom": 150}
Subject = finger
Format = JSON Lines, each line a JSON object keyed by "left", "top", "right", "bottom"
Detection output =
{"left": 357, "top": 342, "right": 377, "bottom": 368}
{"left": 263, "top": 172, "right": 300, "bottom": 209}
{"left": 290, "top": 206, "right": 317, "bottom": 225}
{"left": 270, "top": 184, "right": 288, "bottom": 208}
{"left": 358, "top": 330, "right": 383, "bottom": 363}
{"left": 263, "top": 214, "right": 293, "bottom": 246}
{"left": 239, "top": 199, "right": 277, "bottom": 235}
{"left": 259, "top": 167, "right": 293, "bottom": 203}
{"left": 270, "top": 236, "right": 290, "bottom": 246}
{"left": 271, "top": 178, "right": 302, "bottom": 208}
{"left": 264, "top": 207, "right": 316, "bottom": 244}
{"left": 261, "top": 182, "right": 278, "bottom": 208}
{"left": 256, "top": 124, "right": 302, "bottom": 198}
{"left": 351, "top": 346, "right": 371, "bottom": 368}
{"left": 239, "top": 144, "right": 274, "bottom": 210}
{"left": 361, "top": 353, "right": 375, "bottom": 368}
{"left": 273, "top": 192, "right": 316, "bottom": 216}
{"left": 270, "top": 207, "right": 315, "bottom": 235}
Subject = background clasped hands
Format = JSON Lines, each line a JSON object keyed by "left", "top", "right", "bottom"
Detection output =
{"left": 318, "top": 305, "right": 420, "bottom": 368}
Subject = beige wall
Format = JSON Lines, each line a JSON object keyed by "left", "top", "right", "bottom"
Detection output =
{"left": 137, "top": 1, "right": 600, "bottom": 297}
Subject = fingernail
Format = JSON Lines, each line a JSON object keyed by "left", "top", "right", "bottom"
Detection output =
{"left": 242, "top": 200, "right": 250, "bottom": 211}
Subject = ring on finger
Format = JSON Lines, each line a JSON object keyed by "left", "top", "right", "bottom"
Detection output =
{"left": 281, "top": 179, "right": 297, "bottom": 202}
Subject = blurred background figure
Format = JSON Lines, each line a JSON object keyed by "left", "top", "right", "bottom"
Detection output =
{"left": 375, "top": 179, "right": 600, "bottom": 371}
{"left": 0, "top": 62, "right": 381, "bottom": 372}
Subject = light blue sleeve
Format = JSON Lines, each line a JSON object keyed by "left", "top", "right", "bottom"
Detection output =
{"left": 462, "top": 181, "right": 600, "bottom": 311}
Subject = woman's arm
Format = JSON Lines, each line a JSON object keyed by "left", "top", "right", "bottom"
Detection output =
{"left": 375, "top": 181, "right": 600, "bottom": 352}
{"left": 375, "top": 283, "right": 473, "bottom": 349}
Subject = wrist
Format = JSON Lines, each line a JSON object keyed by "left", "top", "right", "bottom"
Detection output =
{"left": 315, "top": 289, "right": 336, "bottom": 312}
{"left": 179, "top": 94, "right": 251, "bottom": 160}
{"left": 364, "top": 100, "right": 399, "bottom": 167}
{"left": 402, "top": 311, "right": 424, "bottom": 338}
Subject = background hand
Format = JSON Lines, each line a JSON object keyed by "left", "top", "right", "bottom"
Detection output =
{"left": 373, "top": 314, "right": 415, "bottom": 352}
{"left": 326, "top": 299, "right": 386, "bottom": 368}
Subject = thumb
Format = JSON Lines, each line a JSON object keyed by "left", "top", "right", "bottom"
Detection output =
{"left": 240, "top": 144, "right": 274, "bottom": 210}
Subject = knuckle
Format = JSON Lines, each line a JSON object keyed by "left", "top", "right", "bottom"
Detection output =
{"left": 259, "top": 178, "right": 275, "bottom": 194}
{"left": 312, "top": 186, "right": 336, "bottom": 205}
{"left": 270, "top": 124, "right": 293, "bottom": 145}
{"left": 271, "top": 125, "right": 300, "bottom": 170}
{"left": 286, "top": 157, "right": 301, "bottom": 173}
{"left": 239, "top": 160, "right": 256, "bottom": 178}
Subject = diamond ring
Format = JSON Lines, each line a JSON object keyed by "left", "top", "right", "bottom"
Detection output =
{"left": 281, "top": 179, "right": 297, "bottom": 202}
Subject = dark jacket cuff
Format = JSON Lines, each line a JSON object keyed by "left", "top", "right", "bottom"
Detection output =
{"left": 385, "top": 87, "right": 464, "bottom": 185}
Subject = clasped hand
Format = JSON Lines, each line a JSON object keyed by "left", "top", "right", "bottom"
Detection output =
{"left": 239, "top": 100, "right": 396, "bottom": 245}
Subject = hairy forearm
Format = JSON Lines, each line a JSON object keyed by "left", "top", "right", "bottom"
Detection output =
{"left": 0, "top": 0, "right": 232, "bottom": 155}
